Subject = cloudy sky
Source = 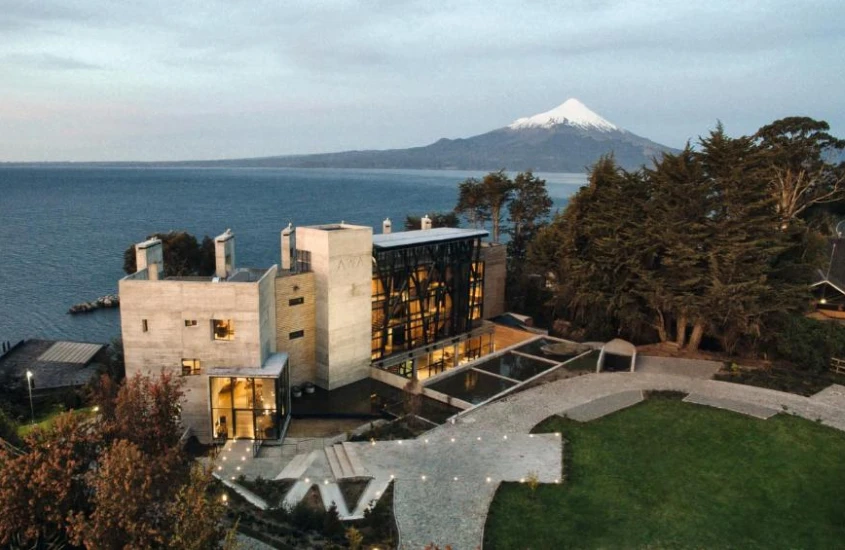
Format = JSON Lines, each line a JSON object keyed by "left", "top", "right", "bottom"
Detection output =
{"left": 2, "top": 0, "right": 844, "bottom": 162}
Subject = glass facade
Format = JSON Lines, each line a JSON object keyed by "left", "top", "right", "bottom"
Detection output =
{"left": 371, "top": 237, "right": 484, "bottom": 361}
{"left": 210, "top": 369, "right": 290, "bottom": 441}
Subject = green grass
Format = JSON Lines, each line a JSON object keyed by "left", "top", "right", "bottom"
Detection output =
{"left": 484, "top": 398, "right": 845, "bottom": 549}
{"left": 16, "top": 405, "right": 96, "bottom": 438}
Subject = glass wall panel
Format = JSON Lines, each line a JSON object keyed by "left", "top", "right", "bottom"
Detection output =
{"left": 255, "top": 410, "right": 279, "bottom": 440}
{"left": 233, "top": 378, "right": 254, "bottom": 409}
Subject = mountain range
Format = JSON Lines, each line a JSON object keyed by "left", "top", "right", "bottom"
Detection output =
{"left": 197, "top": 98, "right": 676, "bottom": 172}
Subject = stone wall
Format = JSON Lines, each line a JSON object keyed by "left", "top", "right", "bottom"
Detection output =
{"left": 274, "top": 272, "right": 317, "bottom": 386}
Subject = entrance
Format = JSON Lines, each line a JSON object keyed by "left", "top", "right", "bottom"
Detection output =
{"left": 210, "top": 373, "right": 290, "bottom": 440}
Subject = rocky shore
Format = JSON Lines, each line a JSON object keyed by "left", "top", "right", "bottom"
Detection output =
{"left": 68, "top": 294, "right": 120, "bottom": 314}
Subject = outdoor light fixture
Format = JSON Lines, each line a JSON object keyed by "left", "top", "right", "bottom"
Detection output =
{"left": 421, "top": 475, "right": 426, "bottom": 481}
{"left": 25, "top": 370, "right": 34, "bottom": 424}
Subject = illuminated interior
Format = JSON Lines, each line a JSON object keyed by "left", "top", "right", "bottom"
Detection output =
{"left": 209, "top": 372, "right": 289, "bottom": 440}
{"left": 371, "top": 237, "right": 484, "bottom": 361}
{"left": 371, "top": 234, "right": 493, "bottom": 379}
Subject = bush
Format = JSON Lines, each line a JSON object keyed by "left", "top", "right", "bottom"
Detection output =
{"left": 0, "top": 408, "right": 21, "bottom": 447}
{"left": 770, "top": 316, "right": 845, "bottom": 372}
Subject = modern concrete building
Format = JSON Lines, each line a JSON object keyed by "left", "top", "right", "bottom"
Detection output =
{"left": 120, "top": 222, "right": 506, "bottom": 444}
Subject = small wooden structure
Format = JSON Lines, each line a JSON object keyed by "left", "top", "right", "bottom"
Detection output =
{"left": 831, "top": 357, "right": 845, "bottom": 376}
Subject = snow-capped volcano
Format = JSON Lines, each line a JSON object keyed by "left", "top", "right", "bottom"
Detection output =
{"left": 508, "top": 98, "right": 618, "bottom": 132}
{"left": 200, "top": 98, "right": 675, "bottom": 172}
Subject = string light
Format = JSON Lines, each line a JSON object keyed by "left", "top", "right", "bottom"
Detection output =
{"left": 503, "top": 435, "right": 507, "bottom": 440}
{"left": 450, "top": 437, "right": 455, "bottom": 442}
{"left": 486, "top": 477, "right": 492, "bottom": 483}
{"left": 421, "top": 475, "right": 426, "bottom": 481}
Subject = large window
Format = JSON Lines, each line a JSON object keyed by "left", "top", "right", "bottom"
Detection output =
{"left": 212, "top": 319, "right": 235, "bottom": 341}
{"left": 210, "top": 372, "right": 290, "bottom": 441}
{"left": 371, "top": 237, "right": 484, "bottom": 360}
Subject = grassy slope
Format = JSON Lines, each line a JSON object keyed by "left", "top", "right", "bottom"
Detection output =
{"left": 16, "top": 406, "right": 95, "bottom": 438}
{"left": 485, "top": 399, "right": 845, "bottom": 549}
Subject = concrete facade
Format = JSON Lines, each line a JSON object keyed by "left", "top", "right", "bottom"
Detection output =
{"left": 480, "top": 242, "right": 506, "bottom": 319}
{"left": 119, "top": 222, "right": 508, "bottom": 441}
{"left": 295, "top": 224, "right": 373, "bottom": 390}
{"left": 274, "top": 271, "right": 317, "bottom": 386}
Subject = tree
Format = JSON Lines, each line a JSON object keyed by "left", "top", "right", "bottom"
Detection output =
{"left": 506, "top": 171, "right": 554, "bottom": 312}
{"left": 455, "top": 177, "right": 490, "bottom": 229}
{"left": 0, "top": 413, "right": 101, "bottom": 546}
{"left": 105, "top": 370, "right": 185, "bottom": 455}
{"left": 481, "top": 170, "right": 515, "bottom": 243}
{"left": 527, "top": 124, "right": 813, "bottom": 354}
{"left": 123, "top": 231, "right": 215, "bottom": 277}
{"left": 754, "top": 117, "right": 845, "bottom": 227}
{"left": 0, "top": 371, "right": 229, "bottom": 548}
{"left": 404, "top": 212, "right": 460, "bottom": 230}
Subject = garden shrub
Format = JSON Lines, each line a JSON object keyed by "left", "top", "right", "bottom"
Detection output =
{"left": 770, "top": 316, "right": 845, "bottom": 372}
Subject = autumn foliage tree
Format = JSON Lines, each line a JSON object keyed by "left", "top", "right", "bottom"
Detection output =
{"left": 0, "top": 371, "right": 229, "bottom": 549}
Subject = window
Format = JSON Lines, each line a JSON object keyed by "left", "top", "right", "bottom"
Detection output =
{"left": 185, "top": 319, "right": 198, "bottom": 327}
{"left": 289, "top": 329, "right": 304, "bottom": 340}
{"left": 182, "top": 358, "right": 201, "bottom": 376}
{"left": 142, "top": 319, "right": 148, "bottom": 332}
{"left": 296, "top": 250, "right": 311, "bottom": 272}
{"left": 288, "top": 297, "right": 304, "bottom": 306}
{"left": 212, "top": 319, "right": 235, "bottom": 341}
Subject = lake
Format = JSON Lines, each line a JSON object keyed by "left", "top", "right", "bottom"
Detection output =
{"left": 0, "top": 166, "right": 586, "bottom": 344}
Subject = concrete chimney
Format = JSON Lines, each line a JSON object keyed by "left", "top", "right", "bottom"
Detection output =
{"left": 421, "top": 215, "right": 432, "bottom": 231}
{"left": 382, "top": 218, "right": 392, "bottom": 234}
{"left": 135, "top": 238, "right": 163, "bottom": 281}
{"left": 281, "top": 223, "right": 293, "bottom": 270}
{"left": 214, "top": 229, "right": 235, "bottom": 279}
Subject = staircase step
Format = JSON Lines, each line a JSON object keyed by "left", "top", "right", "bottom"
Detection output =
{"left": 275, "top": 450, "right": 317, "bottom": 480}
{"left": 341, "top": 442, "right": 367, "bottom": 477}
{"left": 325, "top": 446, "right": 344, "bottom": 479}
{"left": 334, "top": 443, "right": 355, "bottom": 478}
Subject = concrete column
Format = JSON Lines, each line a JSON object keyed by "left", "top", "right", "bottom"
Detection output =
{"left": 383, "top": 218, "right": 392, "bottom": 234}
{"left": 281, "top": 223, "right": 293, "bottom": 270}
{"left": 215, "top": 229, "right": 235, "bottom": 279}
{"left": 421, "top": 215, "right": 432, "bottom": 230}
{"left": 135, "top": 238, "right": 163, "bottom": 280}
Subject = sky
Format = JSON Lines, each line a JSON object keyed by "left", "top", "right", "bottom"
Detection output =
{"left": 2, "top": 0, "right": 844, "bottom": 162}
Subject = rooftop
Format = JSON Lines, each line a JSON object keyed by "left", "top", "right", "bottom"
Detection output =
{"left": 206, "top": 352, "right": 289, "bottom": 378}
{"left": 0, "top": 339, "right": 105, "bottom": 390}
{"left": 165, "top": 267, "right": 272, "bottom": 283}
{"left": 373, "top": 227, "right": 488, "bottom": 250}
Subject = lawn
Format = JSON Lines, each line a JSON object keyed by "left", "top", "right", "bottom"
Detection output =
{"left": 16, "top": 405, "right": 96, "bottom": 438}
{"left": 484, "top": 397, "right": 845, "bottom": 549}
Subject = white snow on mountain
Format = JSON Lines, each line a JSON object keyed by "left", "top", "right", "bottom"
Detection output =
{"left": 508, "top": 98, "right": 619, "bottom": 132}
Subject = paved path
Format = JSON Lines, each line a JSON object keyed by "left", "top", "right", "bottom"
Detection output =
{"left": 403, "top": 371, "right": 845, "bottom": 549}
{"left": 218, "top": 372, "right": 845, "bottom": 549}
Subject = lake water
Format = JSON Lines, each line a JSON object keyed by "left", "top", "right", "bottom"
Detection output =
{"left": 0, "top": 166, "right": 586, "bottom": 344}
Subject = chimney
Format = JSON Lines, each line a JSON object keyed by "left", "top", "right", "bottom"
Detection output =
{"left": 281, "top": 223, "right": 293, "bottom": 270}
{"left": 135, "top": 238, "right": 163, "bottom": 281}
{"left": 382, "top": 218, "right": 392, "bottom": 234}
{"left": 214, "top": 229, "right": 235, "bottom": 279}
{"left": 421, "top": 215, "right": 432, "bottom": 231}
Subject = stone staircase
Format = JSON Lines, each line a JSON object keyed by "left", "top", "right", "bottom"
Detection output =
{"left": 324, "top": 442, "right": 368, "bottom": 479}
{"left": 275, "top": 450, "right": 319, "bottom": 480}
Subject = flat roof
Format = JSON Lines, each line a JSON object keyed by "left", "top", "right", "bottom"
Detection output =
{"left": 373, "top": 227, "right": 488, "bottom": 250}
{"left": 38, "top": 341, "right": 103, "bottom": 364}
{"left": 206, "top": 352, "right": 289, "bottom": 378}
